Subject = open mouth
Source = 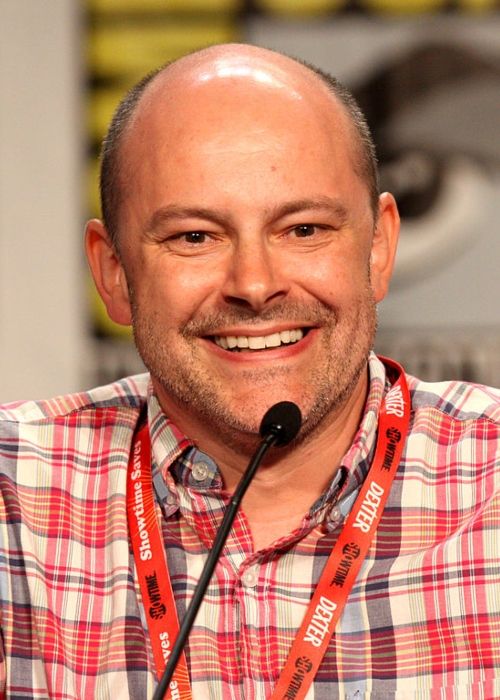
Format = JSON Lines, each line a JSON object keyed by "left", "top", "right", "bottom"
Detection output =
{"left": 212, "top": 328, "right": 307, "bottom": 352}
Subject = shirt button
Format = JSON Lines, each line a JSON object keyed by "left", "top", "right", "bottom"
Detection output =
{"left": 192, "top": 463, "right": 209, "bottom": 482}
{"left": 242, "top": 566, "right": 259, "bottom": 588}
{"left": 330, "top": 507, "right": 341, "bottom": 521}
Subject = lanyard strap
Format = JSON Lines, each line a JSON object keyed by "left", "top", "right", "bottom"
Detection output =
{"left": 127, "top": 358, "right": 410, "bottom": 700}
{"left": 270, "top": 358, "right": 410, "bottom": 699}
{"left": 127, "top": 419, "right": 192, "bottom": 700}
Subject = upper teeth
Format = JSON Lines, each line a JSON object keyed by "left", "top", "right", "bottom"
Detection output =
{"left": 214, "top": 328, "right": 304, "bottom": 350}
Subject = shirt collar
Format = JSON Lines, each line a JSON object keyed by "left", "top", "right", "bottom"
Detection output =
{"left": 146, "top": 352, "right": 391, "bottom": 523}
{"left": 317, "top": 352, "right": 390, "bottom": 530}
{"left": 339, "top": 352, "right": 389, "bottom": 486}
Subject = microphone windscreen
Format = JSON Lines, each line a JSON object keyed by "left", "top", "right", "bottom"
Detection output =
{"left": 259, "top": 401, "right": 302, "bottom": 447}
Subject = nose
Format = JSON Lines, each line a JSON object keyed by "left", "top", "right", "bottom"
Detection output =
{"left": 221, "top": 239, "right": 289, "bottom": 311}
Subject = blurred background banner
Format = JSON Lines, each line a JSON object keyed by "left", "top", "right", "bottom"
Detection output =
{"left": 1, "top": 0, "right": 499, "bottom": 400}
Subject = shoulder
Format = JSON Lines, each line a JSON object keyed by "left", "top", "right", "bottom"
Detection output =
{"left": 403, "top": 372, "right": 500, "bottom": 489}
{"left": 0, "top": 373, "right": 151, "bottom": 426}
{"left": 0, "top": 374, "right": 151, "bottom": 465}
{"left": 407, "top": 373, "right": 500, "bottom": 425}
{"left": 0, "top": 374, "right": 152, "bottom": 506}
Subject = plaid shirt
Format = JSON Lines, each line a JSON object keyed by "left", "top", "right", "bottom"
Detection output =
{"left": 0, "top": 354, "right": 499, "bottom": 700}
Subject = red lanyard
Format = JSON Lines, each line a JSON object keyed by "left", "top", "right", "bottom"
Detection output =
{"left": 127, "top": 358, "right": 410, "bottom": 700}
{"left": 269, "top": 358, "right": 410, "bottom": 698}
{"left": 127, "top": 420, "right": 192, "bottom": 700}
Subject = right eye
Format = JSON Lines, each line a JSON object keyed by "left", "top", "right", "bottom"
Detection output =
{"left": 167, "top": 231, "right": 209, "bottom": 245}
{"left": 160, "top": 229, "right": 225, "bottom": 256}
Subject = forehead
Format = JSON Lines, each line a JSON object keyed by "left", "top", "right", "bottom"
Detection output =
{"left": 123, "top": 51, "right": 354, "bottom": 165}
{"left": 115, "top": 50, "right": 367, "bottom": 229}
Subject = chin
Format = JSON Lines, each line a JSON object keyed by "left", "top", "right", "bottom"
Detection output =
{"left": 226, "top": 387, "right": 304, "bottom": 428}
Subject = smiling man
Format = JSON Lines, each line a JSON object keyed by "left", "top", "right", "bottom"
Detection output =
{"left": 0, "top": 44, "right": 499, "bottom": 700}
{"left": 86, "top": 44, "right": 399, "bottom": 543}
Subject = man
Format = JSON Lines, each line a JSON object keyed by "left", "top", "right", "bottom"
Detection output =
{"left": 0, "top": 44, "right": 498, "bottom": 700}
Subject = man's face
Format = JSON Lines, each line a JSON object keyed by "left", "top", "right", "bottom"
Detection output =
{"left": 106, "top": 63, "right": 395, "bottom": 444}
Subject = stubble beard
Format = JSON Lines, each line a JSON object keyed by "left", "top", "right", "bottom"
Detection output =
{"left": 129, "top": 286, "right": 377, "bottom": 452}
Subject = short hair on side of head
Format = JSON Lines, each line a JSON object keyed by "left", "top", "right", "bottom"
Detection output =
{"left": 298, "top": 59, "right": 380, "bottom": 217}
{"left": 98, "top": 50, "right": 380, "bottom": 249}
{"left": 99, "top": 64, "right": 167, "bottom": 249}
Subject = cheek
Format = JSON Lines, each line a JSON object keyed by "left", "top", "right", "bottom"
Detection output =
{"left": 136, "top": 259, "right": 221, "bottom": 323}
{"left": 295, "top": 250, "right": 370, "bottom": 307}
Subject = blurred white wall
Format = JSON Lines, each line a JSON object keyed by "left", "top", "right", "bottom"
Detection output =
{"left": 0, "top": 0, "right": 87, "bottom": 402}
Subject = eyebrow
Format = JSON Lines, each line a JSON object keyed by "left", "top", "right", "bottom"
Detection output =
{"left": 146, "top": 205, "right": 228, "bottom": 233}
{"left": 145, "top": 196, "right": 349, "bottom": 234}
{"left": 268, "top": 197, "right": 349, "bottom": 223}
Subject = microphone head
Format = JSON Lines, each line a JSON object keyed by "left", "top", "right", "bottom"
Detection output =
{"left": 259, "top": 401, "right": 302, "bottom": 447}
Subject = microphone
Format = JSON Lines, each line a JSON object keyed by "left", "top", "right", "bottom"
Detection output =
{"left": 152, "top": 401, "right": 302, "bottom": 700}
{"left": 259, "top": 400, "right": 302, "bottom": 447}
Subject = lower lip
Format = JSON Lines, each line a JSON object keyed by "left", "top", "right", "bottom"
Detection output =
{"left": 203, "top": 330, "right": 316, "bottom": 363}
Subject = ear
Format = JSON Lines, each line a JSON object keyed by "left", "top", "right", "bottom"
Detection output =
{"left": 369, "top": 192, "right": 400, "bottom": 303}
{"left": 85, "top": 219, "right": 132, "bottom": 326}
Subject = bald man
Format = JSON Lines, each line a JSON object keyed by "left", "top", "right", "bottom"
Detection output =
{"left": 0, "top": 44, "right": 499, "bottom": 700}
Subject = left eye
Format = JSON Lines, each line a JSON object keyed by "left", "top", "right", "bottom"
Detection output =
{"left": 291, "top": 225, "right": 318, "bottom": 237}
{"left": 182, "top": 231, "right": 207, "bottom": 244}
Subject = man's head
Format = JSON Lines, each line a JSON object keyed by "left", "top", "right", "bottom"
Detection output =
{"left": 86, "top": 43, "right": 399, "bottom": 449}
{"left": 99, "top": 47, "right": 379, "bottom": 250}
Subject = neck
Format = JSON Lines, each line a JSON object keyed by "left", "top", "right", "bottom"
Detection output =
{"left": 153, "top": 369, "right": 369, "bottom": 548}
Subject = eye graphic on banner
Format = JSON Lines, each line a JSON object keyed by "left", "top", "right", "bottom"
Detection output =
{"left": 384, "top": 153, "right": 498, "bottom": 288}
{"left": 354, "top": 41, "right": 500, "bottom": 289}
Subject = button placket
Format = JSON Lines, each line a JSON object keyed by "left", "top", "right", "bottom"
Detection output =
{"left": 237, "top": 562, "right": 263, "bottom": 682}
